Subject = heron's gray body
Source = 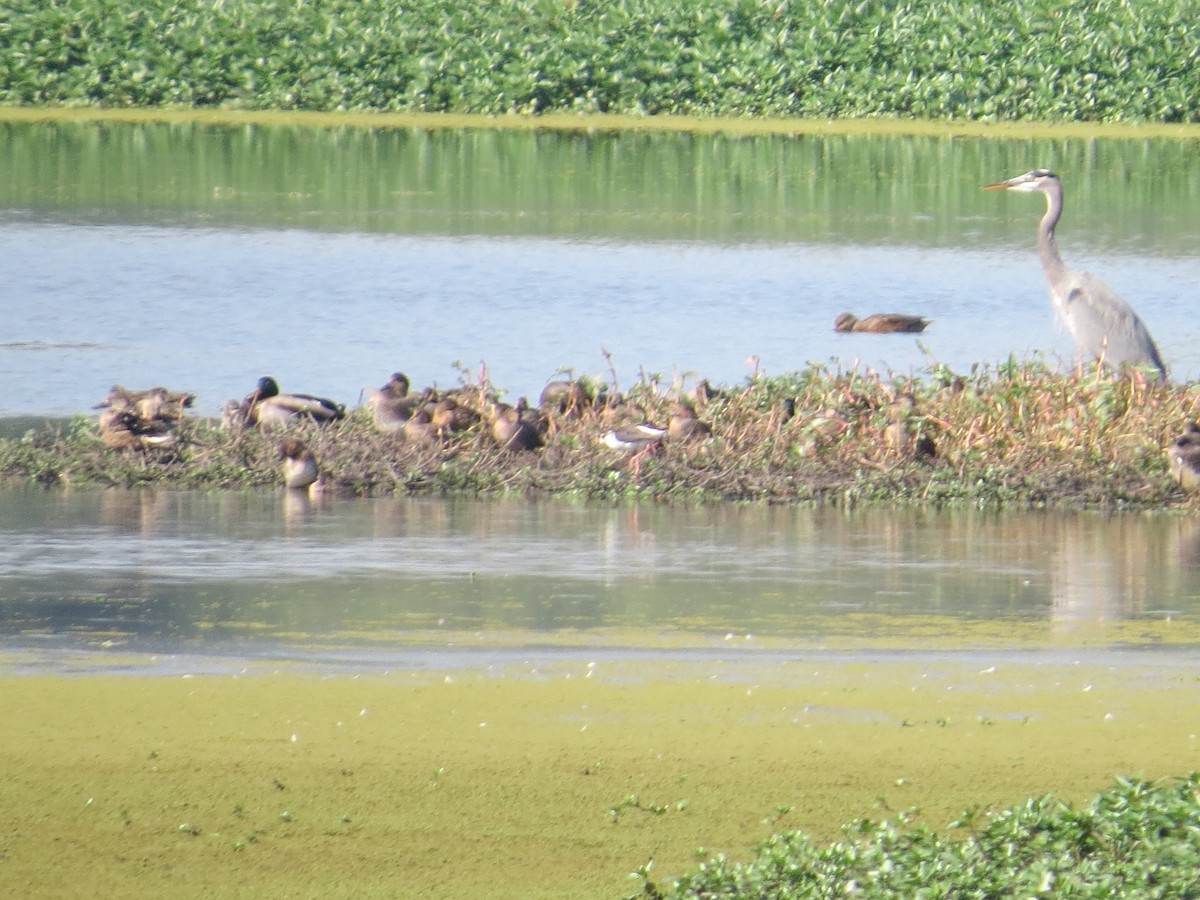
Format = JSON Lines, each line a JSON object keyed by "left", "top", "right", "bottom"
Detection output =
{"left": 986, "top": 169, "right": 1166, "bottom": 380}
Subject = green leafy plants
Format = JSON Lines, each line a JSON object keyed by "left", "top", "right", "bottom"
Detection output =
{"left": 2, "top": 1, "right": 1200, "bottom": 122}
{"left": 634, "top": 775, "right": 1200, "bottom": 898}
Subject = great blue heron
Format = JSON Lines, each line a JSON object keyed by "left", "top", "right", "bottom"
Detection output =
{"left": 984, "top": 169, "right": 1166, "bottom": 380}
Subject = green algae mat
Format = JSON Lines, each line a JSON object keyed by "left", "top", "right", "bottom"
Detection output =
{"left": 2, "top": 655, "right": 1197, "bottom": 898}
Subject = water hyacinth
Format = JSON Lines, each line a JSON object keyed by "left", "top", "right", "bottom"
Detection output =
{"left": 635, "top": 774, "right": 1200, "bottom": 898}
{"left": 2, "top": 0, "right": 1199, "bottom": 122}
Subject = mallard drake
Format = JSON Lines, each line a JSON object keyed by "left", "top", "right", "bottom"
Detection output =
{"left": 491, "top": 397, "right": 544, "bottom": 451}
{"left": 238, "top": 376, "right": 344, "bottom": 428}
{"left": 667, "top": 400, "right": 712, "bottom": 441}
{"left": 834, "top": 312, "right": 930, "bottom": 333}
{"left": 1169, "top": 423, "right": 1200, "bottom": 491}
{"left": 279, "top": 436, "right": 319, "bottom": 490}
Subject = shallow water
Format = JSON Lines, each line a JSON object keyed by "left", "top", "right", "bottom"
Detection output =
{"left": 3, "top": 121, "right": 1200, "bottom": 417}
{"left": 2, "top": 488, "right": 1198, "bottom": 674}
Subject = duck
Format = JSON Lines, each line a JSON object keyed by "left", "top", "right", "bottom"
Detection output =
{"left": 99, "top": 385, "right": 194, "bottom": 423}
{"left": 95, "top": 385, "right": 192, "bottom": 451}
{"left": 366, "top": 373, "right": 427, "bottom": 434}
{"left": 834, "top": 312, "right": 930, "bottom": 334}
{"left": 1168, "top": 423, "right": 1200, "bottom": 491}
{"left": 279, "top": 436, "right": 320, "bottom": 490}
{"left": 883, "top": 393, "right": 936, "bottom": 460}
{"left": 539, "top": 380, "right": 592, "bottom": 419}
{"left": 403, "top": 408, "right": 441, "bottom": 444}
{"left": 667, "top": 400, "right": 713, "bottom": 442}
{"left": 97, "top": 405, "right": 177, "bottom": 452}
{"left": 431, "top": 396, "right": 480, "bottom": 436}
{"left": 491, "top": 397, "right": 544, "bottom": 451}
{"left": 238, "top": 376, "right": 345, "bottom": 428}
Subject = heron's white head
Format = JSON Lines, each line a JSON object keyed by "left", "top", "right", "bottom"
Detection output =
{"left": 983, "top": 169, "right": 1059, "bottom": 193}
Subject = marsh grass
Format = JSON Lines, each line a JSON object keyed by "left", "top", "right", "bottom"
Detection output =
{"left": 1, "top": 360, "right": 1195, "bottom": 509}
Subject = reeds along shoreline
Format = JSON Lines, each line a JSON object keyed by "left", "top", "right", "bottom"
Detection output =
{"left": 1, "top": 361, "right": 1195, "bottom": 510}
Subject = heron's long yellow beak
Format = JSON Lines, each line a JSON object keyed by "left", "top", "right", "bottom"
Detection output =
{"left": 981, "top": 181, "right": 1010, "bottom": 191}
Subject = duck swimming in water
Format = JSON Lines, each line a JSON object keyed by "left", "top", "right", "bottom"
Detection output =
{"left": 834, "top": 312, "right": 930, "bottom": 334}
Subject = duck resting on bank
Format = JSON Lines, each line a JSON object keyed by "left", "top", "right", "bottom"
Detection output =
{"left": 279, "top": 436, "right": 320, "bottom": 490}
{"left": 235, "top": 376, "right": 345, "bottom": 429}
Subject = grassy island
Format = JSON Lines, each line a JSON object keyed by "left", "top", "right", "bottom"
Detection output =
{"left": 2, "top": 361, "right": 1195, "bottom": 510}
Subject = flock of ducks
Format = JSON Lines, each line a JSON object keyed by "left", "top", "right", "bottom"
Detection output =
{"left": 90, "top": 369, "right": 1200, "bottom": 498}
{"left": 95, "top": 386, "right": 195, "bottom": 452}
{"left": 93, "top": 369, "right": 724, "bottom": 491}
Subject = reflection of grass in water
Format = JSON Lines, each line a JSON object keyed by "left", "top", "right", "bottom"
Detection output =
{"left": 0, "top": 360, "right": 1191, "bottom": 510}
{"left": 2, "top": 658, "right": 1198, "bottom": 898}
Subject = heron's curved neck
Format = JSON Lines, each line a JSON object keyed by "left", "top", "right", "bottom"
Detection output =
{"left": 1037, "top": 180, "right": 1068, "bottom": 284}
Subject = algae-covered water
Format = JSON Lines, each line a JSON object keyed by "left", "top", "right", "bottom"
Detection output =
{"left": 3, "top": 658, "right": 1198, "bottom": 899}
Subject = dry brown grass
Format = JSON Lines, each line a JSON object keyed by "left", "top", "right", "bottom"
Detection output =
{"left": 3, "top": 360, "right": 1198, "bottom": 509}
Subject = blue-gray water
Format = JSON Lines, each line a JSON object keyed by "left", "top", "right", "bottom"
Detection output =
{"left": 4, "top": 223, "right": 1199, "bottom": 418}
{"left": 4, "top": 122, "right": 1200, "bottom": 417}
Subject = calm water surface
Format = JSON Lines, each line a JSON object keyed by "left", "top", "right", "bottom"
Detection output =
{"left": 4, "top": 122, "right": 1200, "bottom": 679}
{"left": 1, "top": 488, "right": 1198, "bottom": 675}
{"left": 3, "top": 122, "right": 1200, "bottom": 416}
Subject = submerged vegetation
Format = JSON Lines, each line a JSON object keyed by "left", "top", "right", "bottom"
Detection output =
{"left": 1, "top": 360, "right": 1196, "bottom": 509}
{"left": 3, "top": 0, "right": 1200, "bottom": 123}
{"left": 635, "top": 775, "right": 1200, "bottom": 899}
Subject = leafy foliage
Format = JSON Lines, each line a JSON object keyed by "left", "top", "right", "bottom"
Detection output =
{"left": 2, "top": 0, "right": 1200, "bottom": 122}
{"left": 634, "top": 774, "right": 1200, "bottom": 898}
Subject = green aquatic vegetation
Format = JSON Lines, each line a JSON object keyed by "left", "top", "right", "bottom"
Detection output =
{"left": 2, "top": 0, "right": 1200, "bottom": 122}
{"left": 636, "top": 775, "right": 1200, "bottom": 898}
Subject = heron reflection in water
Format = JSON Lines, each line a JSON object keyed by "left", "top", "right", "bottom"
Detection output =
{"left": 984, "top": 169, "right": 1166, "bottom": 381}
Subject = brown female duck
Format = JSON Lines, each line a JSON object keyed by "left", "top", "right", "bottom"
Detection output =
{"left": 834, "top": 312, "right": 930, "bottom": 334}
